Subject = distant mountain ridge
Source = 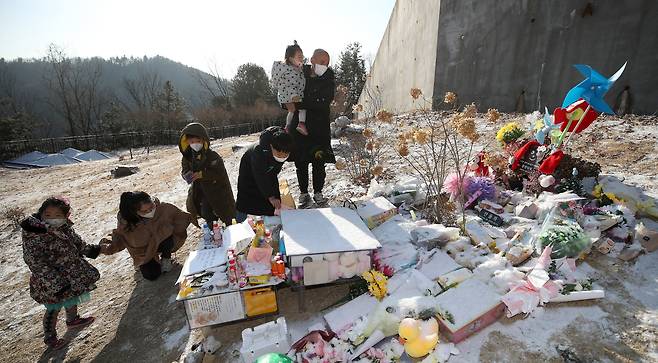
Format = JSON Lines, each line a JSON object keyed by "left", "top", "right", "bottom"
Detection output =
{"left": 1, "top": 55, "right": 224, "bottom": 136}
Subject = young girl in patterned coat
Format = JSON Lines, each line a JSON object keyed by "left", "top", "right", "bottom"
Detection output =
{"left": 271, "top": 40, "right": 309, "bottom": 135}
{"left": 21, "top": 197, "right": 101, "bottom": 350}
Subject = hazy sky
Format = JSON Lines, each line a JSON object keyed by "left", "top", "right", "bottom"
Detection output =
{"left": 0, "top": 0, "right": 396, "bottom": 78}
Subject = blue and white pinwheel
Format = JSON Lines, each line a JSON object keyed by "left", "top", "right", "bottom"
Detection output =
{"left": 562, "top": 62, "right": 627, "bottom": 114}
{"left": 535, "top": 107, "right": 558, "bottom": 144}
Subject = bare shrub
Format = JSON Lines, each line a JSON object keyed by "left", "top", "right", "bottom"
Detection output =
{"left": 2, "top": 206, "right": 25, "bottom": 228}
{"left": 395, "top": 90, "right": 480, "bottom": 226}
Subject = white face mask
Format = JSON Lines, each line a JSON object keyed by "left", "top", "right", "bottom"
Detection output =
{"left": 273, "top": 155, "right": 289, "bottom": 163}
{"left": 314, "top": 64, "right": 328, "bottom": 77}
{"left": 44, "top": 218, "right": 67, "bottom": 228}
{"left": 190, "top": 143, "right": 203, "bottom": 152}
{"left": 139, "top": 208, "right": 156, "bottom": 219}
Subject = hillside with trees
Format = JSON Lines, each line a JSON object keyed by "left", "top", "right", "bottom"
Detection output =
{"left": 0, "top": 45, "right": 282, "bottom": 141}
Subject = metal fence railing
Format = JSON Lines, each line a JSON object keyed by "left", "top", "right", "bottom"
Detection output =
{"left": 1, "top": 120, "right": 279, "bottom": 160}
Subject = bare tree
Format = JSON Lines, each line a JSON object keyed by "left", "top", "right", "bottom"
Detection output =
{"left": 193, "top": 61, "right": 228, "bottom": 98}
{"left": 122, "top": 68, "right": 161, "bottom": 113}
{"left": 43, "top": 44, "right": 106, "bottom": 136}
{"left": 0, "top": 61, "right": 46, "bottom": 139}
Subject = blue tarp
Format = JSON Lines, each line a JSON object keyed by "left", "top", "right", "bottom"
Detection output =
{"left": 75, "top": 150, "right": 111, "bottom": 161}
{"left": 29, "top": 154, "right": 82, "bottom": 167}
{"left": 60, "top": 147, "right": 83, "bottom": 158}
{"left": 3, "top": 149, "right": 112, "bottom": 168}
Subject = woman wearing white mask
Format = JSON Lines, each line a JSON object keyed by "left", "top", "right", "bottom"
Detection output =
{"left": 21, "top": 196, "right": 101, "bottom": 350}
{"left": 236, "top": 126, "right": 293, "bottom": 220}
{"left": 99, "top": 192, "right": 193, "bottom": 281}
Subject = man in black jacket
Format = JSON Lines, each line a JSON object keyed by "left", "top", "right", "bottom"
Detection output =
{"left": 290, "top": 49, "right": 336, "bottom": 208}
{"left": 235, "top": 126, "right": 293, "bottom": 220}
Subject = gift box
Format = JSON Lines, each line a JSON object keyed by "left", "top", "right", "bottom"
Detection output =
{"left": 356, "top": 197, "right": 398, "bottom": 229}
{"left": 435, "top": 279, "right": 504, "bottom": 343}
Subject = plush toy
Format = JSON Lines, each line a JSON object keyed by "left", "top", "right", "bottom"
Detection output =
{"left": 539, "top": 174, "right": 556, "bottom": 188}
{"left": 356, "top": 252, "right": 371, "bottom": 274}
{"left": 325, "top": 253, "right": 340, "bottom": 281}
{"left": 362, "top": 296, "right": 439, "bottom": 340}
{"left": 201, "top": 336, "right": 221, "bottom": 355}
{"left": 338, "top": 252, "right": 358, "bottom": 278}
{"left": 471, "top": 151, "right": 490, "bottom": 177}
{"left": 398, "top": 317, "right": 439, "bottom": 358}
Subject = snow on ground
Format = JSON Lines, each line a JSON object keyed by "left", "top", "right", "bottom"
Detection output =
{"left": 0, "top": 112, "right": 656, "bottom": 362}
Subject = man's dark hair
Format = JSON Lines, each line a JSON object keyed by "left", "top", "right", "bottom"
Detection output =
{"left": 285, "top": 40, "right": 302, "bottom": 64}
{"left": 271, "top": 129, "right": 293, "bottom": 153}
{"left": 38, "top": 197, "right": 71, "bottom": 218}
{"left": 119, "top": 191, "right": 152, "bottom": 231}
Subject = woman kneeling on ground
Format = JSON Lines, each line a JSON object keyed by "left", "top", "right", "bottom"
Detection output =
{"left": 99, "top": 191, "right": 193, "bottom": 281}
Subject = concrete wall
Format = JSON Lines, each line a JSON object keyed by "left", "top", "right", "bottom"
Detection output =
{"left": 433, "top": 0, "right": 658, "bottom": 114}
{"left": 358, "top": 0, "right": 441, "bottom": 116}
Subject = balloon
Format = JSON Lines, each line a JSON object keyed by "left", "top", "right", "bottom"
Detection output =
{"left": 255, "top": 353, "right": 293, "bottom": 363}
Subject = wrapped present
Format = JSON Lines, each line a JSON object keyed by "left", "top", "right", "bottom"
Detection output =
{"left": 356, "top": 197, "right": 398, "bottom": 229}
{"left": 435, "top": 279, "right": 504, "bottom": 343}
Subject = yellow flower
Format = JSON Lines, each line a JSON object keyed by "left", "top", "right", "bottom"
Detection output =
{"left": 410, "top": 87, "right": 423, "bottom": 100}
{"left": 372, "top": 165, "right": 384, "bottom": 176}
{"left": 362, "top": 270, "right": 388, "bottom": 300}
{"left": 496, "top": 122, "right": 524, "bottom": 145}
{"left": 444, "top": 91, "right": 457, "bottom": 104}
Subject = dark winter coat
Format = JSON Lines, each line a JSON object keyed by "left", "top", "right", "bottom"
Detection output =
{"left": 235, "top": 127, "right": 285, "bottom": 216}
{"left": 290, "top": 65, "right": 336, "bottom": 164}
{"left": 21, "top": 215, "right": 101, "bottom": 305}
{"left": 101, "top": 199, "right": 192, "bottom": 267}
{"left": 180, "top": 122, "right": 236, "bottom": 226}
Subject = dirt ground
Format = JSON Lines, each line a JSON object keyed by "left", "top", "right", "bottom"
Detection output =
{"left": 0, "top": 113, "right": 656, "bottom": 363}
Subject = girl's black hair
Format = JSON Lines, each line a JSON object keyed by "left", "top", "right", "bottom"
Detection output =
{"left": 284, "top": 40, "right": 302, "bottom": 64}
{"left": 119, "top": 191, "right": 152, "bottom": 231}
{"left": 38, "top": 197, "right": 71, "bottom": 218}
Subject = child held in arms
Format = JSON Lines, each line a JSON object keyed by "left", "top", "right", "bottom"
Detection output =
{"left": 271, "top": 40, "right": 309, "bottom": 135}
{"left": 21, "top": 196, "right": 101, "bottom": 350}
{"left": 179, "top": 122, "right": 236, "bottom": 227}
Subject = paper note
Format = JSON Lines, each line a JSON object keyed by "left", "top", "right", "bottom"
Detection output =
{"left": 186, "top": 291, "right": 245, "bottom": 329}
{"left": 223, "top": 220, "right": 255, "bottom": 253}
{"left": 176, "top": 246, "right": 226, "bottom": 284}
